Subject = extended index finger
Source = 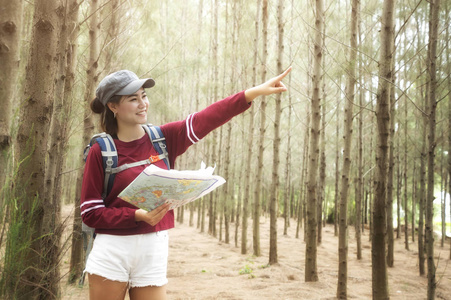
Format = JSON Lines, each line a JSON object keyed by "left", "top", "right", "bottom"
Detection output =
{"left": 277, "top": 66, "right": 292, "bottom": 80}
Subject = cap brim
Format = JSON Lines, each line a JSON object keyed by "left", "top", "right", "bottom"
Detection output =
{"left": 116, "top": 78, "right": 156, "bottom": 95}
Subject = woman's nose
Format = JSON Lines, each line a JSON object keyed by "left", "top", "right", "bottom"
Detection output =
{"left": 138, "top": 97, "right": 147, "bottom": 107}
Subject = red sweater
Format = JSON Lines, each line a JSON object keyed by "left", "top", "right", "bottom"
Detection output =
{"left": 80, "top": 91, "right": 250, "bottom": 235}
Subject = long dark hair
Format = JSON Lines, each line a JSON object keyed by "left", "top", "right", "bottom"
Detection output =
{"left": 90, "top": 95, "right": 122, "bottom": 135}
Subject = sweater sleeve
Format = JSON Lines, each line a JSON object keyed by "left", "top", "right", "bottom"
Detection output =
{"left": 161, "top": 91, "right": 251, "bottom": 166}
{"left": 80, "top": 143, "right": 138, "bottom": 229}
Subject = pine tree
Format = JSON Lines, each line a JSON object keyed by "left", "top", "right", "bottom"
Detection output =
{"left": 372, "top": 0, "right": 395, "bottom": 297}
{"left": 337, "top": 0, "right": 358, "bottom": 296}
{"left": 305, "top": 0, "right": 323, "bottom": 282}
{"left": 425, "top": 0, "right": 441, "bottom": 297}
{"left": 7, "top": 0, "right": 61, "bottom": 297}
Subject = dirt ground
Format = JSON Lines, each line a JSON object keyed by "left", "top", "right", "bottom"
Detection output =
{"left": 61, "top": 204, "right": 451, "bottom": 300}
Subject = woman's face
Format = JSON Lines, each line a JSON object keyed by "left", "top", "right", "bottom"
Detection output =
{"left": 109, "top": 87, "right": 149, "bottom": 126}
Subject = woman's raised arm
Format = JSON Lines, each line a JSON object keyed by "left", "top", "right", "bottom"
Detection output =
{"left": 244, "top": 66, "right": 292, "bottom": 103}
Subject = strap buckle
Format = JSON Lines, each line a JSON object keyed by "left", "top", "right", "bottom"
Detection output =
{"left": 149, "top": 154, "right": 162, "bottom": 163}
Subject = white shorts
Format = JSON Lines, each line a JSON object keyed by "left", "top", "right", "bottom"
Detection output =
{"left": 84, "top": 230, "right": 169, "bottom": 288}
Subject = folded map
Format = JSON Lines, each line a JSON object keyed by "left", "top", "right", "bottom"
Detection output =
{"left": 118, "top": 163, "right": 225, "bottom": 211}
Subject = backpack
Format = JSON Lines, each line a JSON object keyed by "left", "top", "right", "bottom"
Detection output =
{"left": 78, "top": 124, "right": 169, "bottom": 286}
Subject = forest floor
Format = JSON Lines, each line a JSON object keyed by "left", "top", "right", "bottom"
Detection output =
{"left": 61, "top": 204, "right": 451, "bottom": 299}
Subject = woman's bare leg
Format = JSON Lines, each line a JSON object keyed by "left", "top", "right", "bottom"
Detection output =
{"left": 129, "top": 285, "right": 167, "bottom": 300}
{"left": 88, "top": 273, "right": 128, "bottom": 300}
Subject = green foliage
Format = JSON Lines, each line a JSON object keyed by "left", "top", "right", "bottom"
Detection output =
{"left": 326, "top": 211, "right": 335, "bottom": 224}
{"left": 239, "top": 256, "right": 259, "bottom": 279}
{"left": 0, "top": 136, "right": 56, "bottom": 299}
{"left": 0, "top": 188, "right": 39, "bottom": 298}
{"left": 239, "top": 264, "right": 253, "bottom": 274}
{"left": 239, "top": 264, "right": 255, "bottom": 278}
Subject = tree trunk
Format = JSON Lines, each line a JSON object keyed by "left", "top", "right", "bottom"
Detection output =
{"left": 45, "top": 0, "right": 81, "bottom": 288}
{"left": 396, "top": 138, "right": 402, "bottom": 240}
{"left": 235, "top": 124, "right": 244, "bottom": 248}
{"left": 372, "top": 0, "right": 394, "bottom": 298}
{"left": 297, "top": 102, "right": 310, "bottom": 239}
{"left": 196, "top": 0, "right": 205, "bottom": 233}
{"left": 418, "top": 98, "right": 427, "bottom": 275}
{"left": 217, "top": 126, "right": 224, "bottom": 241}
{"left": 404, "top": 92, "right": 409, "bottom": 251}
{"left": 317, "top": 17, "right": 326, "bottom": 242}
{"left": 283, "top": 38, "right": 293, "bottom": 237}
{"left": 284, "top": 0, "right": 294, "bottom": 230}
{"left": 441, "top": 163, "right": 447, "bottom": 248}
{"left": 70, "top": 0, "right": 100, "bottom": 285}
{"left": 253, "top": 0, "right": 269, "bottom": 257}
{"left": 334, "top": 93, "right": 340, "bottom": 237}
{"left": 355, "top": 2, "right": 365, "bottom": 251}
{"left": 412, "top": 153, "right": 416, "bottom": 243}
{"left": 8, "top": 0, "right": 61, "bottom": 298}
{"left": 386, "top": 72, "right": 395, "bottom": 268}
{"left": 337, "top": 0, "right": 357, "bottom": 295}
{"left": 447, "top": 4, "right": 451, "bottom": 260}
{"left": 305, "top": 0, "right": 323, "bottom": 283}
{"left": 357, "top": 0, "right": 365, "bottom": 237}
{"left": 0, "top": 0, "right": 23, "bottom": 197}
{"left": 302, "top": 38, "right": 313, "bottom": 242}
{"left": 406, "top": 49, "right": 416, "bottom": 244}
{"left": 230, "top": 0, "right": 241, "bottom": 248}
{"left": 284, "top": 0, "right": 294, "bottom": 232}
{"left": 44, "top": 0, "right": 78, "bottom": 287}
{"left": 317, "top": 72, "right": 326, "bottom": 245}
{"left": 425, "top": 0, "right": 440, "bottom": 297}
{"left": 221, "top": 0, "right": 232, "bottom": 245}
{"left": 223, "top": 122, "right": 231, "bottom": 244}
{"left": 368, "top": 98, "right": 374, "bottom": 243}
{"left": 355, "top": 7, "right": 363, "bottom": 258}
{"left": 242, "top": 0, "right": 260, "bottom": 255}
{"left": 268, "top": 0, "right": 285, "bottom": 265}
{"left": 65, "top": 0, "right": 82, "bottom": 284}
{"left": 208, "top": 0, "right": 219, "bottom": 238}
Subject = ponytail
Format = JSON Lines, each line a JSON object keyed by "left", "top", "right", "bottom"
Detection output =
{"left": 90, "top": 97, "right": 104, "bottom": 114}
{"left": 90, "top": 95, "right": 122, "bottom": 135}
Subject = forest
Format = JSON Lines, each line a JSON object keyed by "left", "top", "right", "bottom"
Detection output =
{"left": 0, "top": 0, "right": 450, "bottom": 299}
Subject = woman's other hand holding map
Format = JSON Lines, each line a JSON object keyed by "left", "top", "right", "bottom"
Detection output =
{"left": 135, "top": 203, "right": 171, "bottom": 226}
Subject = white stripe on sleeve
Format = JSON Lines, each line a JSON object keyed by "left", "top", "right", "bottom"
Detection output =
{"left": 80, "top": 199, "right": 104, "bottom": 209}
{"left": 80, "top": 205, "right": 105, "bottom": 216}
{"left": 186, "top": 113, "right": 200, "bottom": 144}
{"left": 189, "top": 113, "right": 200, "bottom": 141}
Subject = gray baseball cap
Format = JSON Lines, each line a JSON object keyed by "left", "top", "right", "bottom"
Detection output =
{"left": 96, "top": 70, "right": 155, "bottom": 106}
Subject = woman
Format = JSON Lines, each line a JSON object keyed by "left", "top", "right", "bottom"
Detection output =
{"left": 80, "top": 67, "right": 291, "bottom": 300}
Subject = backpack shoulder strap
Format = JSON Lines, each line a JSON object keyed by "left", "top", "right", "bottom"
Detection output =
{"left": 142, "top": 124, "right": 170, "bottom": 169}
{"left": 83, "top": 132, "right": 118, "bottom": 198}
